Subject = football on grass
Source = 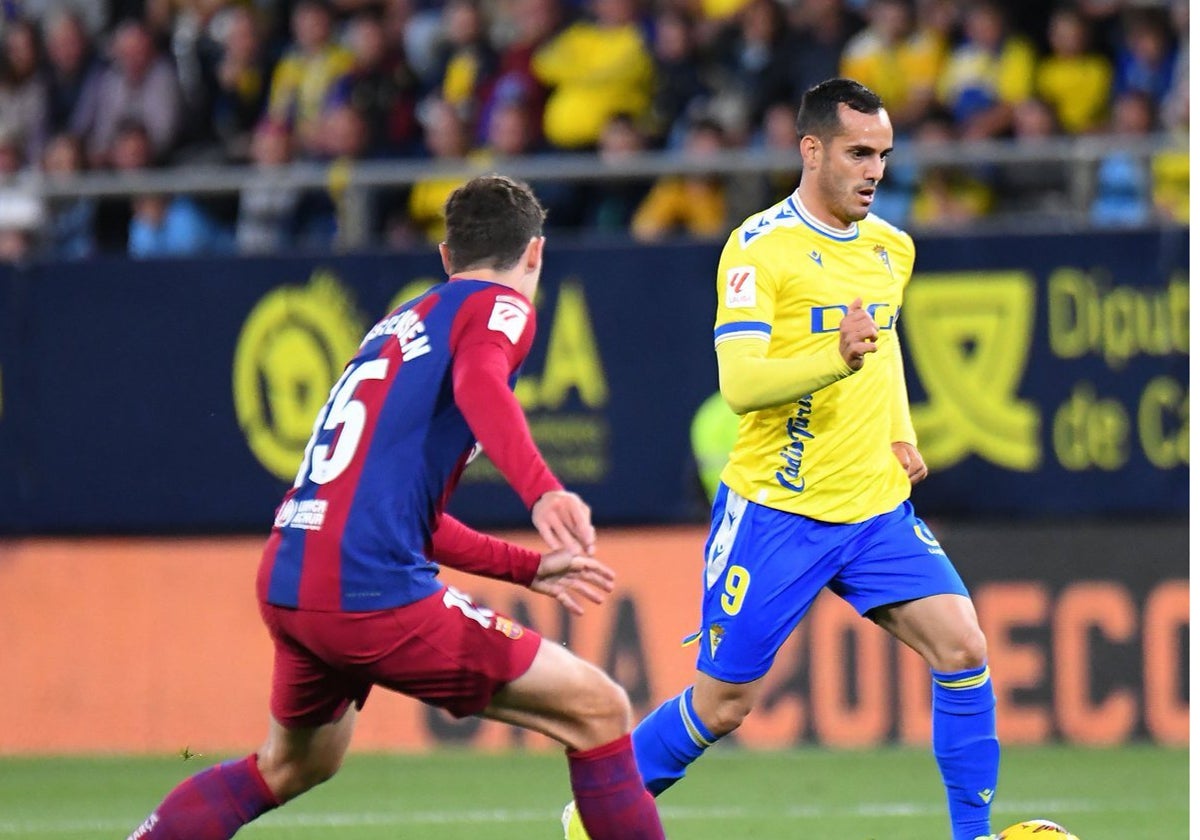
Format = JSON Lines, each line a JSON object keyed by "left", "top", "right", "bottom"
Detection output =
{"left": 999, "top": 819, "right": 1080, "bottom": 839}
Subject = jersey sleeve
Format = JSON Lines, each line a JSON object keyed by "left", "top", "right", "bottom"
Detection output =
{"left": 449, "top": 286, "right": 563, "bottom": 509}
{"left": 430, "top": 512, "right": 542, "bottom": 586}
{"left": 712, "top": 226, "right": 854, "bottom": 413}
{"left": 713, "top": 229, "right": 778, "bottom": 348}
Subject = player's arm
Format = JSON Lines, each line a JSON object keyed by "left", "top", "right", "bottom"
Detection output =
{"left": 452, "top": 337, "right": 561, "bottom": 506}
{"left": 430, "top": 512, "right": 541, "bottom": 585}
{"left": 430, "top": 514, "right": 613, "bottom": 613}
{"left": 450, "top": 292, "right": 595, "bottom": 556}
{"left": 717, "top": 298, "right": 879, "bottom": 414}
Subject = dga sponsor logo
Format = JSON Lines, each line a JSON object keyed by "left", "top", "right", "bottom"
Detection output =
{"left": 810, "top": 302, "right": 896, "bottom": 333}
{"left": 775, "top": 395, "right": 814, "bottom": 492}
{"left": 274, "top": 498, "right": 328, "bottom": 531}
{"left": 233, "top": 271, "right": 365, "bottom": 481}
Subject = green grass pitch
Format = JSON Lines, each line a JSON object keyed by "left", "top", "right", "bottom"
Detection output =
{"left": 0, "top": 744, "right": 1185, "bottom": 839}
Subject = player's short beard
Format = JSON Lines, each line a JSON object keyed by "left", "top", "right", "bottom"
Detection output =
{"left": 817, "top": 167, "right": 859, "bottom": 227}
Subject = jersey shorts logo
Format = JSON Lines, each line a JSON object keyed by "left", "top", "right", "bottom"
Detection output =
{"left": 725, "top": 267, "right": 757, "bottom": 308}
{"left": 488, "top": 295, "right": 530, "bottom": 344}
{"left": 913, "top": 521, "right": 946, "bottom": 555}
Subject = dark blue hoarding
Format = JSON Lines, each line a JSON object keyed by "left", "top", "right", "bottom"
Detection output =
{"left": 0, "top": 228, "right": 1187, "bottom": 533}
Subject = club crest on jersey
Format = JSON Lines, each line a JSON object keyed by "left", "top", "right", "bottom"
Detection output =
{"left": 488, "top": 295, "right": 529, "bottom": 344}
{"left": 873, "top": 244, "right": 893, "bottom": 278}
{"left": 725, "top": 266, "right": 756, "bottom": 308}
{"left": 492, "top": 615, "right": 525, "bottom": 640}
{"left": 708, "top": 624, "right": 725, "bottom": 659}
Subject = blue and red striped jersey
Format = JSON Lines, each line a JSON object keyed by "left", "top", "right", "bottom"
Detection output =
{"left": 257, "top": 278, "right": 559, "bottom": 611}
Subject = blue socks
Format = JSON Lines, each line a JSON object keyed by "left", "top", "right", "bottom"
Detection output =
{"left": 932, "top": 664, "right": 1000, "bottom": 840}
{"left": 633, "top": 667, "right": 997, "bottom": 840}
{"left": 631, "top": 686, "right": 720, "bottom": 796}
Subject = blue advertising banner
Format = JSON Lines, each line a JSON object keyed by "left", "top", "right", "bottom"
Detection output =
{"left": 0, "top": 265, "right": 19, "bottom": 520}
{"left": 0, "top": 228, "right": 1187, "bottom": 533}
{"left": 902, "top": 228, "right": 1189, "bottom": 516}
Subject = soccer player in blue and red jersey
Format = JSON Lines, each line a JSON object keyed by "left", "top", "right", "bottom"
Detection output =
{"left": 127, "top": 175, "right": 665, "bottom": 840}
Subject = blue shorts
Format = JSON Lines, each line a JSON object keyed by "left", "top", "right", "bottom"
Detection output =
{"left": 693, "top": 483, "right": 969, "bottom": 683}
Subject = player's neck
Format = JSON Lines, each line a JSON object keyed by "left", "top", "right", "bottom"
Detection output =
{"left": 792, "top": 188, "right": 855, "bottom": 233}
{"left": 448, "top": 271, "right": 532, "bottom": 300}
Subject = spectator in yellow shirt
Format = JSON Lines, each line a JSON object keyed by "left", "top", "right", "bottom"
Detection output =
{"left": 1153, "top": 84, "right": 1188, "bottom": 223}
{"left": 404, "top": 100, "right": 475, "bottom": 243}
{"left": 631, "top": 117, "right": 727, "bottom": 240}
{"left": 267, "top": 0, "right": 356, "bottom": 155}
{"left": 936, "top": 0, "right": 1036, "bottom": 139}
{"left": 1036, "top": 7, "right": 1112, "bottom": 134}
{"left": 909, "top": 111, "right": 993, "bottom": 227}
{"left": 532, "top": 0, "right": 655, "bottom": 149}
{"left": 432, "top": 0, "right": 498, "bottom": 122}
{"left": 839, "top": 0, "right": 945, "bottom": 133}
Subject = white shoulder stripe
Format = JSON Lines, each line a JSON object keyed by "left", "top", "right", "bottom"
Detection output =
{"left": 714, "top": 330, "right": 770, "bottom": 346}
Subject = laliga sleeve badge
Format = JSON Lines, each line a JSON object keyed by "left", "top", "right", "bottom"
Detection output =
{"left": 725, "top": 267, "right": 757, "bottom": 308}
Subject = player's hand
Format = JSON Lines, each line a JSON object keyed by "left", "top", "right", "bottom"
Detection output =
{"left": 839, "top": 297, "right": 879, "bottom": 370}
{"left": 892, "top": 441, "right": 928, "bottom": 485}
{"left": 531, "top": 490, "right": 596, "bottom": 557}
{"left": 530, "top": 550, "right": 615, "bottom": 615}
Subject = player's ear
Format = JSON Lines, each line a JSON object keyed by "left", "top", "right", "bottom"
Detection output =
{"left": 799, "top": 134, "right": 820, "bottom": 169}
{"left": 438, "top": 242, "right": 455, "bottom": 276}
{"left": 524, "top": 236, "right": 544, "bottom": 272}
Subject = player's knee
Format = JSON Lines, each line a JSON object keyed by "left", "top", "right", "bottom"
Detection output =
{"left": 259, "top": 749, "right": 345, "bottom": 802}
{"left": 935, "top": 625, "right": 988, "bottom": 673}
{"left": 703, "top": 693, "right": 753, "bottom": 736}
{"left": 568, "top": 668, "right": 633, "bottom": 748}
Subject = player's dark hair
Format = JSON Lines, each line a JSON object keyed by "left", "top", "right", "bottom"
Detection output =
{"left": 443, "top": 174, "right": 547, "bottom": 273}
{"left": 795, "top": 78, "right": 885, "bottom": 143}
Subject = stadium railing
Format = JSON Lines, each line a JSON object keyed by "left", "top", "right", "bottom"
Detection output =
{"left": 27, "top": 133, "right": 1185, "bottom": 247}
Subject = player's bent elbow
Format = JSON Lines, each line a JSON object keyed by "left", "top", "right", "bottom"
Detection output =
{"left": 718, "top": 383, "right": 756, "bottom": 416}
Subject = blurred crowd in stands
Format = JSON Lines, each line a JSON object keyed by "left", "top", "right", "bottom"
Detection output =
{"left": 0, "top": 0, "right": 1189, "bottom": 261}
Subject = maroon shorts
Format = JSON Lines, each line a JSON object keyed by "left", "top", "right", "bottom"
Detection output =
{"left": 259, "top": 585, "right": 542, "bottom": 728}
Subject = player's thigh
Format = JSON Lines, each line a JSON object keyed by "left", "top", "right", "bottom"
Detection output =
{"left": 872, "top": 593, "right": 987, "bottom": 672}
{"left": 830, "top": 501, "right": 970, "bottom": 618}
{"left": 695, "top": 485, "right": 843, "bottom": 684}
{"left": 483, "top": 638, "right": 630, "bottom": 751}
{"left": 260, "top": 602, "right": 373, "bottom": 732}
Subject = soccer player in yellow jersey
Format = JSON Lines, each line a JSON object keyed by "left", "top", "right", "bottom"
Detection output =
{"left": 565, "top": 79, "right": 999, "bottom": 840}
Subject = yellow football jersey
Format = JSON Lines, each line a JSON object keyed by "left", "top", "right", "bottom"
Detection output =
{"left": 714, "top": 193, "right": 917, "bottom": 523}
